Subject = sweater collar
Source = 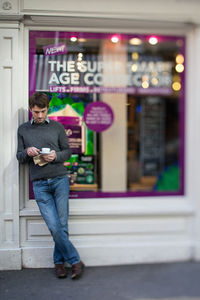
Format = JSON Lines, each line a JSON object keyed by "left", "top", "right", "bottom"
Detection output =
{"left": 30, "top": 117, "right": 50, "bottom": 125}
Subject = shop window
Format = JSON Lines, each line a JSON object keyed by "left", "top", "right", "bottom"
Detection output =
{"left": 29, "top": 31, "right": 185, "bottom": 198}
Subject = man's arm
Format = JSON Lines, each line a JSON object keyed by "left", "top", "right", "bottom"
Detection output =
{"left": 16, "top": 129, "right": 40, "bottom": 164}
{"left": 16, "top": 129, "right": 40, "bottom": 163}
{"left": 16, "top": 129, "right": 30, "bottom": 164}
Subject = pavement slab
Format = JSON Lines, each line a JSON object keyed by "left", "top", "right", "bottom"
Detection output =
{"left": 0, "top": 262, "right": 200, "bottom": 300}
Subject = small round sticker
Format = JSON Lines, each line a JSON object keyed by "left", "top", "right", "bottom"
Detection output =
{"left": 83, "top": 102, "right": 114, "bottom": 132}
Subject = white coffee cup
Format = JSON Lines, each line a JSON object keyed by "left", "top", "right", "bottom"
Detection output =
{"left": 41, "top": 148, "right": 50, "bottom": 153}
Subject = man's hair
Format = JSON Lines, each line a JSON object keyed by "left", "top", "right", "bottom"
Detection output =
{"left": 29, "top": 92, "right": 49, "bottom": 109}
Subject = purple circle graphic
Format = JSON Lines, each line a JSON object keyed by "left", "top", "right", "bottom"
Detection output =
{"left": 83, "top": 102, "right": 114, "bottom": 132}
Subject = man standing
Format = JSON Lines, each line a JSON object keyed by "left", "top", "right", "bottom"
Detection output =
{"left": 16, "top": 92, "right": 84, "bottom": 279}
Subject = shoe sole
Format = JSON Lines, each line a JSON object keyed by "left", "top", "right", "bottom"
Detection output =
{"left": 55, "top": 269, "right": 67, "bottom": 279}
{"left": 57, "top": 274, "right": 67, "bottom": 278}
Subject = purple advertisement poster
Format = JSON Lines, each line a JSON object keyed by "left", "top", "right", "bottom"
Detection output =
{"left": 83, "top": 102, "right": 114, "bottom": 132}
{"left": 49, "top": 116, "right": 85, "bottom": 154}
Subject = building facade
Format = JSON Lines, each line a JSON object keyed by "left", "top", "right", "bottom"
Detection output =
{"left": 1, "top": 0, "right": 200, "bottom": 270}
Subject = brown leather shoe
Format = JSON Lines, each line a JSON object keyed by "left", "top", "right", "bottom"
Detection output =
{"left": 55, "top": 264, "right": 67, "bottom": 278}
{"left": 71, "top": 261, "right": 85, "bottom": 279}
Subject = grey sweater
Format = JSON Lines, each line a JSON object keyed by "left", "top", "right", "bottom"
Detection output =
{"left": 16, "top": 119, "right": 71, "bottom": 181}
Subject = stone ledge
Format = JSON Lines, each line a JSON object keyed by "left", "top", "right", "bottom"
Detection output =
{"left": 0, "top": 248, "right": 22, "bottom": 270}
{"left": 22, "top": 241, "right": 192, "bottom": 268}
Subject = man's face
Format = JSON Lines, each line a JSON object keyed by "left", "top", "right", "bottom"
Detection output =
{"left": 31, "top": 105, "right": 48, "bottom": 124}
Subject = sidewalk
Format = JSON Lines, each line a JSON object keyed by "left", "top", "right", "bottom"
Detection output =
{"left": 1, "top": 261, "right": 200, "bottom": 300}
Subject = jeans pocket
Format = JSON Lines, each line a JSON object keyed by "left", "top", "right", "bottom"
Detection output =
{"left": 32, "top": 181, "right": 49, "bottom": 204}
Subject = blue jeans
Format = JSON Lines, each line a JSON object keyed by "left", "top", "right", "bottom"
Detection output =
{"left": 33, "top": 175, "right": 80, "bottom": 265}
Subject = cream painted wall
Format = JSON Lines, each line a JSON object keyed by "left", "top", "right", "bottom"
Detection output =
{"left": 0, "top": 25, "right": 21, "bottom": 269}
{"left": 19, "top": 0, "right": 200, "bottom": 24}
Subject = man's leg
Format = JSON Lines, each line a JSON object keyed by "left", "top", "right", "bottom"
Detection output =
{"left": 32, "top": 179, "right": 80, "bottom": 277}
{"left": 51, "top": 175, "right": 84, "bottom": 279}
{"left": 51, "top": 175, "right": 80, "bottom": 266}
{"left": 52, "top": 175, "right": 70, "bottom": 265}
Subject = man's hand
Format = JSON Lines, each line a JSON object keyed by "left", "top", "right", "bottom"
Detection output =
{"left": 27, "top": 147, "right": 40, "bottom": 157}
{"left": 42, "top": 150, "right": 56, "bottom": 162}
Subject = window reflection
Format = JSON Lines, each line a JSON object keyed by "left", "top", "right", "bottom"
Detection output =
{"left": 29, "top": 31, "right": 184, "bottom": 197}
